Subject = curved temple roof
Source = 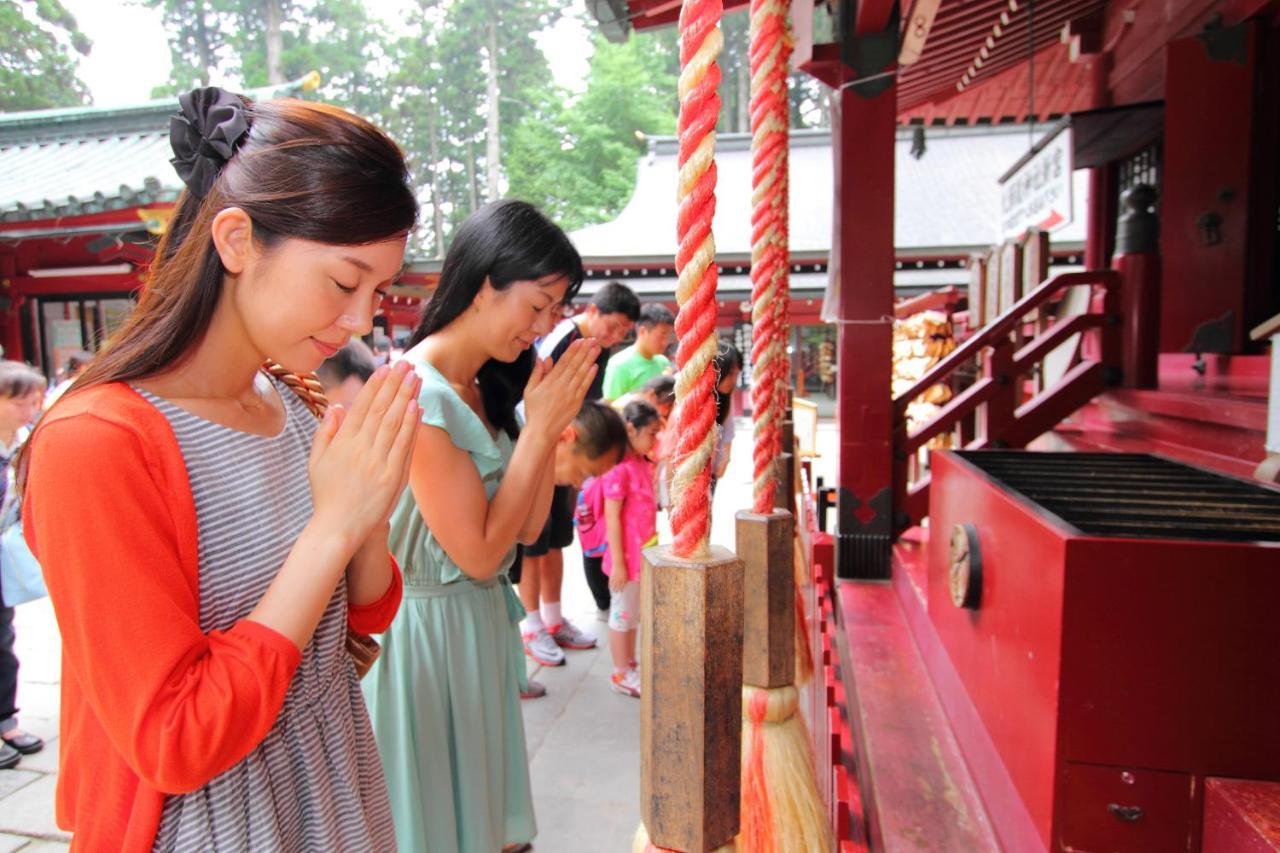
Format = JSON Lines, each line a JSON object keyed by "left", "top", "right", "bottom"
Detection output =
{"left": 569, "top": 123, "right": 1088, "bottom": 262}
{"left": 0, "top": 76, "right": 317, "bottom": 224}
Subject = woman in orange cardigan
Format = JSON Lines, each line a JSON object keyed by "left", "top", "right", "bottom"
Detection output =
{"left": 20, "top": 88, "right": 419, "bottom": 851}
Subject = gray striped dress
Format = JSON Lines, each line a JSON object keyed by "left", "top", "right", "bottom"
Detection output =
{"left": 137, "top": 378, "right": 396, "bottom": 853}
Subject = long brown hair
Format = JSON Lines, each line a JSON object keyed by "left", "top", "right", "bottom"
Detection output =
{"left": 19, "top": 96, "right": 418, "bottom": 489}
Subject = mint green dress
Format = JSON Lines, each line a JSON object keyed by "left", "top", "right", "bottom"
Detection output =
{"left": 363, "top": 360, "right": 535, "bottom": 853}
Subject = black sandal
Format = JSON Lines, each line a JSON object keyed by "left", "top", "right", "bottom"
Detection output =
{"left": 2, "top": 731, "right": 43, "bottom": 755}
{"left": 0, "top": 741, "right": 19, "bottom": 770}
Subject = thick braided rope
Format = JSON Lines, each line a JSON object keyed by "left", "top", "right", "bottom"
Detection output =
{"left": 771, "top": 13, "right": 793, "bottom": 460}
{"left": 669, "top": 0, "right": 724, "bottom": 559}
{"left": 748, "top": 0, "right": 787, "bottom": 514}
{"left": 262, "top": 361, "right": 330, "bottom": 417}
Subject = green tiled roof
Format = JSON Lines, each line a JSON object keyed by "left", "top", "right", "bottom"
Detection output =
{"left": 0, "top": 77, "right": 314, "bottom": 224}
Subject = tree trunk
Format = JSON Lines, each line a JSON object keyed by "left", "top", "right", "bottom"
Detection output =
{"left": 485, "top": 17, "right": 501, "bottom": 201}
{"left": 194, "top": 0, "right": 214, "bottom": 85}
{"left": 264, "top": 0, "right": 284, "bottom": 85}
{"left": 466, "top": 138, "right": 480, "bottom": 214}
{"left": 426, "top": 91, "right": 446, "bottom": 255}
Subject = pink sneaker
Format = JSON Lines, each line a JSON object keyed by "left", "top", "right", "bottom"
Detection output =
{"left": 610, "top": 669, "right": 641, "bottom": 698}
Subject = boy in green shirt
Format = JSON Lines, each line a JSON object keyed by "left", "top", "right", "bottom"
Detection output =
{"left": 602, "top": 303, "right": 675, "bottom": 401}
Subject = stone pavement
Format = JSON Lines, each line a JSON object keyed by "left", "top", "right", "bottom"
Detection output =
{"left": 0, "top": 417, "right": 837, "bottom": 852}
{"left": 1, "top": 594, "right": 65, "bottom": 851}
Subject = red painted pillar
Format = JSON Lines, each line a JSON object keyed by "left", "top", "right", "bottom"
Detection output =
{"left": 1113, "top": 184, "right": 1160, "bottom": 388}
{"left": 831, "top": 79, "right": 896, "bottom": 580}
{"left": 1083, "top": 52, "right": 1113, "bottom": 272}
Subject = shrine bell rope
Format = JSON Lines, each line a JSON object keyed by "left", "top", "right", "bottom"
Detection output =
{"left": 669, "top": 0, "right": 725, "bottom": 560}
{"left": 748, "top": 0, "right": 788, "bottom": 514}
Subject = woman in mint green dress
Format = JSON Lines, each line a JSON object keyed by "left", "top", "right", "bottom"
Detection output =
{"left": 363, "top": 200, "right": 626, "bottom": 853}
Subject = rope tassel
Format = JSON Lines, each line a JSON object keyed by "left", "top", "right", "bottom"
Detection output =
{"left": 739, "top": 686, "right": 832, "bottom": 853}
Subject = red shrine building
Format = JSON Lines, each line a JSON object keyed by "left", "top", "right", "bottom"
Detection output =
{"left": 0, "top": 76, "right": 433, "bottom": 375}
{"left": 585, "top": 0, "right": 1279, "bottom": 851}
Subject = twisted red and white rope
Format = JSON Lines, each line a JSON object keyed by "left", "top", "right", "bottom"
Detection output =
{"left": 749, "top": 0, "right": 789, "bottom": 513}
{"left": 669, "top": 0, "right": 724, "bottom": 559}
{"left": 773, "top": 14, "right": 792, "bottom": 455}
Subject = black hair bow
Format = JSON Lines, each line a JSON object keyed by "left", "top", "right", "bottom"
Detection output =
{"left": 169, "top": 87, "right": 251, "bottom": 198}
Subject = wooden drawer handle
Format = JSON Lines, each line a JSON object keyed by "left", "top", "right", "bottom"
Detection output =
{"left": 1108, "top": 804, "right": 1145, "bottom": 823}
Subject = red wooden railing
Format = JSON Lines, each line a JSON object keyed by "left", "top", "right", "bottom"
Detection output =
{"left": 892, "top": 269, "right": 1123, "bottom": 530}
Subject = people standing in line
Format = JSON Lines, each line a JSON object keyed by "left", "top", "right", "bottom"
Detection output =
{"left": 316, "top": 338, "right": 378, "bottom": 409}
{"left": 612, "top": 373, "right": 675, "bottom": 420}
{"left": 0, "top": 361, "right": 47, "bottom": 770}
{"left": 43, "top": 350, "right": 93, "bottom": 409}
{"left": 596, "top": 400, "right": 662, "bottom": 697}
{"left": 601, "top": 302, "right": 675, "bottom": 402}
{"left": 579, "top": 373, "right": 677, "bottom": 617}
{"left": 711, "top": 340, "right": 745, "bottom": 495}
{"left": 518, "top": 281, "right": 639, "bottom": 669}
{"left": 362, "top": 200, "right": 625, "bottom": 853}
{"left": 20, "top": 89, "right": 419, "bottom": 850}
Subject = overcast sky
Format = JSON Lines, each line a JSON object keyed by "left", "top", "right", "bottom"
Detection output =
{"left": 58, "top": 0, "right": 592, "bottom": 108}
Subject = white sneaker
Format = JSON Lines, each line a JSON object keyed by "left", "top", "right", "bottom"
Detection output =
{"left": 550, "top": 619, "right": 598, "bottom": 650}
{"left": 523, "top": 629, "right": 565, "bottom": 666}
{"left": 610, "top": 668, "right": 641, "bottom": 698}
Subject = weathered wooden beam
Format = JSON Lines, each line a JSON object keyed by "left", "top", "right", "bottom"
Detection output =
{"left": 773, "top": 451, "right": 795, "bottom": 514}
{"left": 641, "top": 544, "right": 745, "bottom": 852}
{"left": 736, "top": 511, "right": 795, "bottom": 689}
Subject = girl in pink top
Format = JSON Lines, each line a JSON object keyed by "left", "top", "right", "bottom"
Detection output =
{"left": 600, "top": 400, "right": 662, "bottom": 697}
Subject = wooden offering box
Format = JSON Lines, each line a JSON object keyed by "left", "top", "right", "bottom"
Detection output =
{"left": 927, "top": 451, "right": 1280, "bottom": 852}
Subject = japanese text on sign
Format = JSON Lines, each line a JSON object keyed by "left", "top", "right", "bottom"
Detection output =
{"left": 999, "top": 128, "right": 1073, "bottom": 240}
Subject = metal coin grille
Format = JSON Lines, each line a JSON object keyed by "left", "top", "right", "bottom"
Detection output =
{"left": 956, "top": 451, "right": 1280, "bottom": 543}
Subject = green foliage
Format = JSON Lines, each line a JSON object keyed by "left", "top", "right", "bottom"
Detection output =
{"left": 140, "top": 0, "right": 827, "bottom": 255}
{"left": 0, "top": 0, "right": 93, "bottom": 111}
{"left": 143, "top": 0, "right": 386, "bottom": 110}
{"left": 507, "top": 29, "right": 676, "bottom": 233}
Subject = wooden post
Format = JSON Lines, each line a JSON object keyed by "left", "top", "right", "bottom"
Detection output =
{"left": 978, "top": 337, "right": 1018, "bottom": 445}
{"left": 772, "top": 451, "right": 794, "bottom": 514}
{"left": 983, "top": 248, "right": 1001, "bottom": 327}
{"left": 641, "top": 544, "right": 745, "bottom": 852}
{"left": 968, "top": 254, "right": 986, "bottom": 329}
{"left": 736, "top": 511, "right": 795, "bottom": 688}
{"left": 832, "top": 73, "right": 897, "bottom": 581}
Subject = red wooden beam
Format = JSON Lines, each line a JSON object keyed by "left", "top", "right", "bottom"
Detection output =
{"left": 855, "top": 0, "right": 897, "bottom": 35}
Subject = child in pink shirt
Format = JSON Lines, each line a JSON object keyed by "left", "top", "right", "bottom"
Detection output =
{"left": 600, "top": 400, "right": 662, "bottom": 697}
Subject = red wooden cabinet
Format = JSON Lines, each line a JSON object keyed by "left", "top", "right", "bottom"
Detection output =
{"left": 1059, "top": 764, "right": 1196, "bottom": 853}
{"left": 926, "top": 451, "right": 1280, "bottom": 852}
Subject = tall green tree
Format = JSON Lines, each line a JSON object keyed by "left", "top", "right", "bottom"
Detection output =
{"left": 144, "top": 0, "right": 388, "bottom": 114}
{"left": 382, "top": 0, "right": 567, "bottom": 256}
{"left": 0, "top": 0, "right": 93, "bottom": 111}
{"left": 507, "top": 29, "right": 677, "bottom": 232}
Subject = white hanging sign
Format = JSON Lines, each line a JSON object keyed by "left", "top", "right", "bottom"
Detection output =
{"left": 999, "top": 127, "right": 1073, "bottom": 241}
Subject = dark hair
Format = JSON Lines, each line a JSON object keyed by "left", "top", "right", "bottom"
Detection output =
{"left": 410, "top": 199, "right": 584, "bottom": 439}
{"left": 640, "top": 374, "right": 675, "bottom": 406}
{"left": 19, "top": 94, "right": 417, "bottom": 496}
{"left": 0, "top": 362, "right": 46, "bottom": 399}
{"left": 572, "top": 400, "right": 627, "bottom": 461}
{"left": 63, "top": 351, "right": 94, "bottom": 374}
{"left": 713, "top": 339, "right": 743, "bottom": 426}
{"left": 637, "top": 302, "right": 675, "bottom": 329}
{"left": 592, "top": 282, "right": 640, "bottom": 321}
{"left": 63, "top": 96, "right": 417, "bottom": 397}
{"left": 316, "top": 339, "right": 376, "bottom": 387}
{"left": 622, "top": 399, "right": 661, "bottom": 431}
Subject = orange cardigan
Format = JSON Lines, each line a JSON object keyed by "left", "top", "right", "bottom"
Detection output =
{"left": 23, "top": 383, "right": 402, "bottom": 852}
